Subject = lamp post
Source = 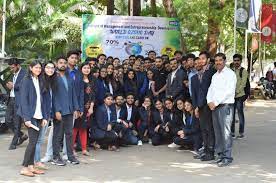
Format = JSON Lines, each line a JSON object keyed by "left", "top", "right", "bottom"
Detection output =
{"left": 1, "top": 0, "right": 6, "bottom": 57}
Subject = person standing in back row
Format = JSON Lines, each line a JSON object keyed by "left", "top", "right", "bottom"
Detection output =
{"left": 191, "top": 51, "right": 216, "bottom": 161}
{"left": 52, "top": 56, "right": 80, "bottom": 166}
{"left": 6, "top": 58, "right": 28, "bottom": 150}
{"left": 207, "top": 53, "right": 237, "bottom": 167}
{"left": 231, "top": 54, "right": 248, "bottom": 139}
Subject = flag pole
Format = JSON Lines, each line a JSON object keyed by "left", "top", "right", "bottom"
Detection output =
{"left": 1, "top": 0, "right": 7, "bottom": 57}
{"left": 234, "top": 0, "right": 238, "bottom": 54}
{"left": 250, "top": 35, "right": 253, "bottom": 81}
{"left": 244, "top": 30, "right": 248, "bottom": 69}
{"left": 262, "top": 43, "right": 266, "bottom": 75}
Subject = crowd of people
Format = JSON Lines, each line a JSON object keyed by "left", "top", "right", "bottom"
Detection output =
{"left": 5, "top": 49, "right": 249, "bottom": 177}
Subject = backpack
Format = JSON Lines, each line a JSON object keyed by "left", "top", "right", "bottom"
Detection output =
{"left": 239, "top": 67, "right": 251, "bottom": 98}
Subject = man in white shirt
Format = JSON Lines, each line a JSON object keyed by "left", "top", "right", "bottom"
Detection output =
{"left": 207, "top": 53, "right": 237, "bottom": 167}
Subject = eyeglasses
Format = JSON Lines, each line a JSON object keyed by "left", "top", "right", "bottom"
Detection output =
{"left": 45, "top": 66, "right": 55, "bottom": 70}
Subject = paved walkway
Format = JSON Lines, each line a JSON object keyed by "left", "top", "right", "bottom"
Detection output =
{"left": 0, "top": 100, "right": 275, "bottom": 183}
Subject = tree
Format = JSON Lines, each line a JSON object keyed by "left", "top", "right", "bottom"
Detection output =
{"left": 206, "top": 0, "right": 225, "bottom": 57}
{"left": 107, "top": 0, "right": 115, "bottom": 15}
{"left": 151, "top": 0, "right": 157, "bottom": 17}
{"left": 128, "top": 0, "right": 141, "bottom": 16}
{"left": 162, "top": 0, "right": 177, "bottom": 18}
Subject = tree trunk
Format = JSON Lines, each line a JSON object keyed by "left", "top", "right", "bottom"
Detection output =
{"left": 162, "top": 0, "right": 177, "bottom": 18}
{"left": 162, "top": 0, "right": 186, "bottom": 52}
{"left": 128, "top": 0, "right": 141, "bottom": 16}
{"left": 151, "top": 0, "right": 157, "bottom": 17}
{"left": 206, "top": 0, "right": 225, "bottom": 57}
{"left": 107, "top": 0, "right": 115, "bottom": 15}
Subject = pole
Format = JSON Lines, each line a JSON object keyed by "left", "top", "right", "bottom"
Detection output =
{"left": 250, "top": 37, "right": 253, "bottom": 82}
{"left": 233, "top": 0, "right": 238, "bottom": 54}
{"left": 1, "top": 0, "right": 7, "bottom": 57}
{"left": 244, "top": 30, "right": 248, "bottom": 69}
{"left": 129, "top": 0, "right": 133, "bottom": 16}
{"left": 262, "top": 43, "right": 266, "bottom": 75}
{"left": 259, "top": 34, "right": 263, "bottom": 77}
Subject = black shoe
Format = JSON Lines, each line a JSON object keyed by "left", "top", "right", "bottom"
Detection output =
{"left": 200, "top": 154, "right": 215, "bottom": 161}
{"left": 210, "top": 158, "right": 223, "bottom": 164}
{"left": 217, "top": 159, "right": 232, "bottom": 167}
{"left": 52, "top": 157, "right": 66, "bottom": 166}
{"left": 67, "top": 157, "right": 80, "bottom": 165}
{"left": 193, "top": 153, "right": 203, "bottom": 159}
{"left": 17, "top": 134, "right": 28, "bottom": 145}
{"left": 9, "top": 145, "right": 16, "bottom": 150}
{"left": 236, "top": 134, "right": 244, "bottom": 139}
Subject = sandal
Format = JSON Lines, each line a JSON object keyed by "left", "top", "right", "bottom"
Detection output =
{"left": 31, "top": 169, "right": 45, "bottom": 175}
{"left": 35, "top": 163, "right": 48, "bottom": 170}
{"left": 20, "top": 170, "right": 35, "bottom": 177}
{"left": 82, "top": 150, "right": 90, "bottom": 156}
{"left": 93, "top": 142, "right": 102, "bottom": 150}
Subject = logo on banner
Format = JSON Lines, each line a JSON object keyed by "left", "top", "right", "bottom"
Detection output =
{"left": 236, "top": 8, "right": 249, "bottom": 23}
{"left": 262, "top": 26, "right": 272, "bottom": 37}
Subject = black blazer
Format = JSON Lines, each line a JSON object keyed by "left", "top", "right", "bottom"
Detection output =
{"left": 91, "top": 104, "right": 117, "bottom": 139}
{"left": 52, "top": 74, "right": 79, "bottom": 116}
{"left": 17, "top": 76, "right": 47, "bottom": 122}
{"left": 191, "top": 67, "right": 216, "bottom": 108}
{"left": 120, "top": 104, "right": 139, "bottom": 124}
{"left": 152, "top": 110, "right": 171, "bottom": 127}
{"left": 11, "top": 68, "right": 27, "bottom": 108}
{"left": 166, "top": 68, "right": 187, "bottom": 99}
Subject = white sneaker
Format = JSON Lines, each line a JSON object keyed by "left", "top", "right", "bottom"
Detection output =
{"left": 62, "top": 154, "right": 68, "bottom": 161}
{"left": 137, "top": 140, "right": 143, "bottom": 146}
{"left": 168, "top": 142, "right": 180, "bottom": 148}
{"left": 148, "top": 139, "right": 152, "bottom": 144}
{"left": 41, "top": 156, "right": 52, "bottom": 163}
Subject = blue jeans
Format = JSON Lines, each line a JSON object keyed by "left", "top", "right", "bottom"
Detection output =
{"left": 231, "top": 96, "right": 246, "bottom": 134}
{"left": 34, "top": 121, "right": 50, "bottom": 162}
{"left": 123, "top": 129, "right": 138, "bottom": 145}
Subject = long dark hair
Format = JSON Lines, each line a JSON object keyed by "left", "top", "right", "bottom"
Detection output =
{"left": 41, "top": 61, "right": 58, "bottom": 93}
{"left": 27, "top": 60, "right": 42, "bottom": 78}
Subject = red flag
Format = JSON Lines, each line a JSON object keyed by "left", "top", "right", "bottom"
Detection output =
{"left": 261, "top": 4, "right": 273, "bottom": 43}
{"left": 273, "top": 11, "right": 276, "bottom": 43}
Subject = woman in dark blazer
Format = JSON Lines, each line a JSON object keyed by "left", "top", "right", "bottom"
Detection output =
{"left": 17, "top": 60, "right": 48, "bottom": 177}
{"left": 151, "top": 99, "right": 171, "bottom": 146}
{"left": 137, "top": 96, "right": 153, "bottom": 145}
{"left": 124, "top": 69, "right": 138, "bottom": 97}
{"left": 96, "top": 67, "right": 109, "bottom": 105}
{"left": 173, "top": 98, "right": 202, "bottom": 152}
{"left": 91, "top": 93, "right": 119, "bottom": 151}
{"left": 34, "top": 61, "right": 57, "bottom": 169}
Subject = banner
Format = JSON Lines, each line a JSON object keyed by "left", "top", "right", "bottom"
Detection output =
{"left": 261, "top": 4, "right": 273, "bottom": 43}
{"left": 236, "top": 0, "right": 250, "bottom": 29}
{"left": 82, "top": 15, "right": 181, "bottom": 61}
{"left": 248, "top": 0, "right": 262, "bottom": 33}
{"left": 273, "top": 11, "right": 276, "bottom": 43}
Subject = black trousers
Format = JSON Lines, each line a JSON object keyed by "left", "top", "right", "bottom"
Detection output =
{"left": 53, "top": 114, "right": 74, "bottom": 160}
{"left": 5, "top": 98, "right": 24, "bottom": 146}
{"left": 173, "top": 134, "right": 202, "bottom": 151}
{"left": 96, "top": 131, "right": 118, "bottom": 147}
{"left": 199, "top": 105, "right": 215, "bottom": 154}
{"left": 22, "top": 119, "right": 41, "bottom": 167}
{"left": 151, "top": 128, "right": 171, "bottom": 146}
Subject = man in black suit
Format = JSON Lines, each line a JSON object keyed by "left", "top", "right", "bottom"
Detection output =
{"left": 191, "top": 51, "right": 216, "bottom": 161}
{"left": 5, "top": 58, "right": 28, "bottom": 150}
{"left": 166, "top": 58, "right": 187, "bottom": 100}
